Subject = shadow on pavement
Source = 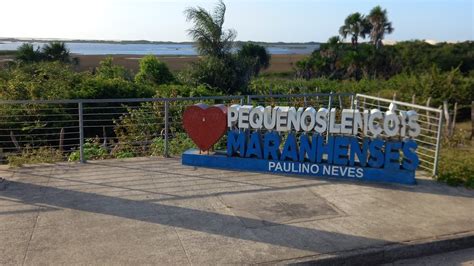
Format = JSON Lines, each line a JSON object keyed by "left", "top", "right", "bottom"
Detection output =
{"left": 1, "top": 179, "right": 391, "bottom": 253}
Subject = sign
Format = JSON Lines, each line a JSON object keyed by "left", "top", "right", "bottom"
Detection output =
{"left": 182, "top": 102, "right": 421, "bottom": 185}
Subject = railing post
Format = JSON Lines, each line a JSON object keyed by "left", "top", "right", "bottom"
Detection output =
{"left": 246, "top": 95, "right": 251, "bottom": 105}
{"left": 433, "top": 108, "right": 443, "bottom": 176}
{"left": 78, "top": 101, "right": 85, "bottom": 163}
{"left": 164, "top": 100, "right": 169, "bottom": 158}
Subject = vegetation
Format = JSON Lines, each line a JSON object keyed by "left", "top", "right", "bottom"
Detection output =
{"left": 366, "top": 6, "right": 394, "bottom": 49}
{"left": 135, "top": 55, "right": 174, "bottom": 86}
{"left": 8, "top": 146, "right": 64, "bottom": 167}
{"left": 438, "top": 127, "right": 474, "bottom": 188}
{"left": 237, "top": 43, "right": 271, "bottom": 76}
{"left": 68, "top": 138, "right": 108, "bottom": 161}
{"left": 184, "top": 0, "right": 235, "bottom": 58}
{"left": 15, "top": 41, "right": 77, "bottom": 64}
{"left": 0, "top": 1, "right": 472, "bottom": 188}
{"left": 181, "top": 0, "right": 270, "bottom": 93}
{"left": 339, "top": 12, "right": 369, "bottom": 46}
{"left": 438, "top": 148, "right": 474, "bottom": 188}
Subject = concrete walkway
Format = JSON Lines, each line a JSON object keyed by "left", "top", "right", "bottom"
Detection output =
{"left": 0, "top": 157, "right": 473, "bottom": 265}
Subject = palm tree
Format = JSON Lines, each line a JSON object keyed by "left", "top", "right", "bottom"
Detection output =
{"left": 15, "top": 43, "right": 42, "bottom": 63}
{"left": 367, "top": 6, "right": 394, "bottom": 49}
{"left": 339, "top": 12, "right": 370, "bottom": 46}
{"left": 184, "top": 0, "right": 236, "bottom": 58}
{"left": 42, "top": 41, "right": 71, "bottom": 62}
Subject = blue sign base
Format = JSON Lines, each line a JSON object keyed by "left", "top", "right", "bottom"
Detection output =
{"left": 182, "top": 149, "right": 416, "bottom": 185}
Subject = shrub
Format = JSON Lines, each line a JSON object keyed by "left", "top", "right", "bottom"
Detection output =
{"left": 95, "top": 57, "right": 132, "bottom": 80}
{"left": 151, "top": 132, "right": 195, "bottom": 156}
{"left": 180, "top": 55, "right": 253, "bottom": 94}
{"left": 76, "top": 76, "right": 154, "bottom": 99}
{"left": 135, "top": 55, "right": 174, "bottom": 86}
{"left": 113, "top": 103, "right": 163, "bottom": 156}
{"left": 8, "top": 146, "right": 64, "bottom": 167}
{"left": 68, "top": 138, "right": 108, "bottom": 161}
{"left": 237, "top": 43, "right": 271, "bottom": 76}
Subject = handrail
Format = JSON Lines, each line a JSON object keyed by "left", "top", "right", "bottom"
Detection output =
{"left": 356, "top": 93, "right": 442, "bottom": 113}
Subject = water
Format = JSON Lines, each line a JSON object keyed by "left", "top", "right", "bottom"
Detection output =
{"left": 0, "top": 41, "right": 318, "bottom": 55}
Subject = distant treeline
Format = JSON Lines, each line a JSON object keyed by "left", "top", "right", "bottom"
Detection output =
{"left": 0, "top": 37, "right": 319, "bottom": 46}
{"left": 294, "top": 41, "right": 474, "bottom": 80}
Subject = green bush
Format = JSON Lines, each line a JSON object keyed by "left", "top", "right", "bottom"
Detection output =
{"left": 76, "top": 76, "right": 154, "bottom": 99}
{"left": 179, "top": 55, "right": 255, "bottom": 94}
{"left": 151, "top": 132, "right": 195, "bottom": 156}
{"left": 95, "top": 56, "right": 132, "bottom": 80}
{"left": 68, "top": 138, "right": 108, "bottom": 161}
{"left": 135, "top": 55, "right": 174, "bottom": 86}
{"left": 113, "top": 103, "right": 163, "bottom": 156}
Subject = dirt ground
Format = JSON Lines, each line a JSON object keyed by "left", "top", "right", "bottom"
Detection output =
{"left": 74, "top": 54, "right": 306, "bottom": 74}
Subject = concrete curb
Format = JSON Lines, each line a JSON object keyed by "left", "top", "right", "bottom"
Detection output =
{"left": 266, "top": 231, "right": 474, "bottom": 265}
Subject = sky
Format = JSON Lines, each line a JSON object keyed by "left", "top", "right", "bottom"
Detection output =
{"left": 1, "top": 0, "right": 472, "bottom": 42}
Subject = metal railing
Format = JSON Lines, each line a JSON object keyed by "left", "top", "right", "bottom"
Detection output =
{"left": 355, "top": 94, "right": 444, "bottom": 175}
{"left": 0, "top": 93, "right": 443, "bottom": 175}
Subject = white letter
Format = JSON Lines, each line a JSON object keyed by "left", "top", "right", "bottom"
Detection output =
{"left": 238, "top": 105, "right": 252, "bottom": 129}
{"left": 383, "top": 111, "right": 400, "bottom": 137}
{"left": 340, "top": 109, "right": 353, "bottom": 135}
{"left": 249, "top": 106, "right": 264, "bottom": 129}
{"left": 329, "top": 108, "right": 341, "bottom": 134}
{"left": 268, "top": 161, "right": 276, "bottom": 171}
{"left": 276, "top": 106, "right": 290, "bottom": 132}
{"left": 368, "top": 109, "right": 383, "bottom": 137}
{"left": 288, "top": 107, "right": 304, "bottom": 131}
{"left": 264, "top": 106, "right": 278, "bottom": 130}
{"left": 228, "top": 104, "right": 240, "bottom": 128}
{"left": 407, "top": 110, "right": 421, "bottom": 137}
{"left": 315, "top": 108, "right": 328, "bottom": 133}
{"left": 301, "top": 107, "right": 316, "bottom": 132}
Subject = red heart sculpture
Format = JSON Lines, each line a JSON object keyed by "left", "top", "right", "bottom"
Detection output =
{"left": 183, "top": 104, "right": 228, "bottom": 151}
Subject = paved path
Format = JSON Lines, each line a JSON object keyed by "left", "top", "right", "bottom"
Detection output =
{"left": 0, "top": 157, "right": 473, "bottom": 265}
{"left": 384, "top": 247, "right": 474, "bottom": 265}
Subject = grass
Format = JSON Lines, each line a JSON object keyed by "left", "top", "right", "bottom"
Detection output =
{"left": 8, "top": 146, "right": 64, "bottom": 167}
{"left": 436, "top": 122, "right": 474, "bottom": 188}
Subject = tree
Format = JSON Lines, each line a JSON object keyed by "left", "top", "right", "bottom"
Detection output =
{"left": 15, "top": 43, "right": 42, "bottom": 63}
{"left": 320, "top": 36, "right": 344, "bottom": 78}
{"left": 134, "top": 55, "right": 174, "bottom": 86}
{"left": 96, "top": 57, "right": 131, "bottom": 80}
{"left": 184, "top": 0, "right": 236, "bottom": 58}
{"left": 181, "top": 55, "right": 252, "bottom": 94}
{"left": 367, "top": 6, "right": 394, "bottom": 49}
{"left": 339, "top": 12, "right": 370, "bottom": 46}
{"left": 42, "top": 41, "right": 71, "bottom": 63}
{"left": 237, "top": 43, "right": 271, "bottom": 76}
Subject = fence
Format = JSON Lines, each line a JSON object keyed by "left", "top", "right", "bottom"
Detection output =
{"left": 0, "top": 93, "right": 443, "bottom": 175}
{"left": 355, "top": 94, "right": 443, "bottom": 175}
